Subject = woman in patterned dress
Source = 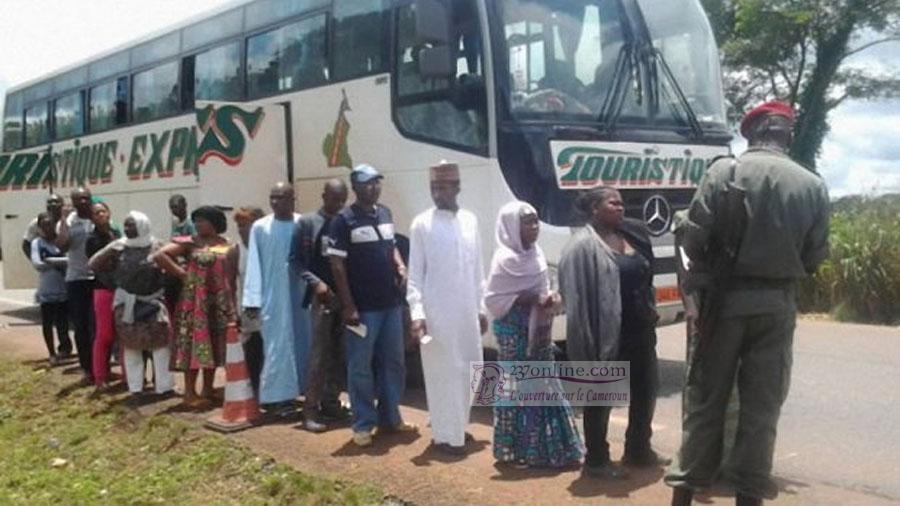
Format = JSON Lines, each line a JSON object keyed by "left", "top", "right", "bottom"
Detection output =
{"left": 154, "top": 206, "right": 238, "bottom": 408}
{"left": 483, "top": 201, "right": 584, "bottom": 468}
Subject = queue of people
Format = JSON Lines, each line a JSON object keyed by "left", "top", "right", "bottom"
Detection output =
{"left": 23, "top": 100, "right": 830, "bottom": 505}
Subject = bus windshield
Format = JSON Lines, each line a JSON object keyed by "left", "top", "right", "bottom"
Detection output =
{"left": 497, "top": 0, "right": 726, "bottom": 129}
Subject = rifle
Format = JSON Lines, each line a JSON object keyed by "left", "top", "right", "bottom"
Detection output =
{"left": 695, "top": 158, "right": 750, "bottom": 358}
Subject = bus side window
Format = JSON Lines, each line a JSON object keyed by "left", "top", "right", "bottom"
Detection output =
{"left": 333, "top": 0, "right": 388, "bottom": 81}
{"left": 115, "top": 77, "right": 129, "bottom": 127}
{"left": 245, "top": 0, "right": 329, "bottom": 31}
{"left": 182, "top": 56, "right": 196, "bottom": 110}
{"left": 2, "top": 92, "right": 23, "bottom": 151}
{"left": 24, "top": 102, "right": 50, "bottom": 147}
{"left": 132, "top": 61, "right": 181, "bottom": 123}
{"left": 247, "top": 14, "right": 328, "bottom": 99}
{"left": 393, "top": 1, "right": 487, "bottom": 154}
{"left": 54, "top": 90, "right": 86, "bottom": 140}
{"left": 90, "top": 79, "right": 124, "bottom": 133}
{"left": 190, "top": 41, "right": 243, "bottom": 103}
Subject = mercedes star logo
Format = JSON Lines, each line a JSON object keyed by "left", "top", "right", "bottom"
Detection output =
{"left": 643, "top": 195, "right": 673, "bottom": 237}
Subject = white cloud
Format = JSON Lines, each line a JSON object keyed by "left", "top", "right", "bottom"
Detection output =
{"left": 819, "top": 100, "right": 900, "bottom": 196}
{"left": 0, "top": 0, "right": 234, "bottom": 88}
{"left": 816, "top": 36, "right": 900, "bottom": 195}
{"left": 843, "top": 30, "right": 900, "bottom": 74}
{"left": 1, "top": 0, "right": 233, "bottom": 142}
{"left": 839, "top": 160, "right": 900, "bottom": 196}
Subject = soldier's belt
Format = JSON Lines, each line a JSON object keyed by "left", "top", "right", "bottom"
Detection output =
{"left": 727, "top": 277, "right": 793, "bottom": 290}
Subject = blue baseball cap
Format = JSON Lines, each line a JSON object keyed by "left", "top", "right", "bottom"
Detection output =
{"left": 350, "top": 164, "right": 383, "bottom": 184}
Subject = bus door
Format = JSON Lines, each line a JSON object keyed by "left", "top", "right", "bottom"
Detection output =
{"left": 0, "top": 185, "right": 42, "bottom": 288}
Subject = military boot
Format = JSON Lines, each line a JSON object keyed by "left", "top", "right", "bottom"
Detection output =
{"left": 671, "top": 487, "right": 693, "bottom": 506}
{"left": 735, "top": 494, "right": 762, "bottom": 506}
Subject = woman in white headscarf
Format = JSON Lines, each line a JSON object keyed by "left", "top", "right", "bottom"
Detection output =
{"left": 484, "top": 201, "right": 584, "bottom": 468}
{"left": 90, "top": 211, "right": 174, "bottom": 400}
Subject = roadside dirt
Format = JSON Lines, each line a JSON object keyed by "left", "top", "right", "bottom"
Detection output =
{"left": 1, "top": 302, "right": 893, "bottom": 506}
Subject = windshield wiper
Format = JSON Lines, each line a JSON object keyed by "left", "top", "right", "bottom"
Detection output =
{"left": 597, "top": 43, "right": 637, "bottom": 135}
{"left": 647, "top": 47, "right": 704, "bottom": 138}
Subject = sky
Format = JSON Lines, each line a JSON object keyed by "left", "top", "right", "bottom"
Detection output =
{"left": 1, "top": 0, "right": 898, "bottom": 197}
{"left": 816, "top": 33, "right": 900, "bottom": 197}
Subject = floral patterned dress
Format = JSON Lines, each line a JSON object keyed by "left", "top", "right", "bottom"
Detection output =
{"left": 171, "top": 237, "right": 235, "bottom": 371}
{"left": 492, "top": 304, "right": 585, "bottom": 467}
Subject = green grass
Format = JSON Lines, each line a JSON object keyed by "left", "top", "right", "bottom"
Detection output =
{"left": 798, "top": 194, "right": 900, "bottom": 325}
{"left": 0, "top": 361, "right": 385, "bottom": 505}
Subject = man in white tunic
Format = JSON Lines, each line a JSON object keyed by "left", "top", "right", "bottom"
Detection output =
{"left": 408, "top": 162, "right": 487, "bottom": 455}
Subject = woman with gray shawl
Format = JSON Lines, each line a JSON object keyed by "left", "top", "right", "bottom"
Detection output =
{"left": 484, "top": 201, "right": 584, "bottom": 468}
{"left": 89, "top": 211, "right": 174, "bottom": 399}
{"left": 559, "top": 187, "right": 664, "bottom": 479}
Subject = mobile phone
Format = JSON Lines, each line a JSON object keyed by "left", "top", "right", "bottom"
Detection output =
{"left": 347, "top": 323, "right": 368, "bottom": 338}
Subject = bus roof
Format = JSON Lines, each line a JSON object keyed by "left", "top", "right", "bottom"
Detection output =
{"left": 6, "top": 0, "right": 253, "bottom": 95}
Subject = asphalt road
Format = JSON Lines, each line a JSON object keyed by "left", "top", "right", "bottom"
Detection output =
{"left": 1, "top": 263, "right": 898, "bottom": 504}
{"left": 652, "top": 319, "right": 900, "bottom": 503}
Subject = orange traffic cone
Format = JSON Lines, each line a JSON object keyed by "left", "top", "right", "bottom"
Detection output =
{"left": 205, "top": 323, "right": 261, "bottom": 433}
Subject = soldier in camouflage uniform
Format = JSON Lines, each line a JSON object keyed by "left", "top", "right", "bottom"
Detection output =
{"left": 666, "top": 102, "right": 830, "bottom": 506}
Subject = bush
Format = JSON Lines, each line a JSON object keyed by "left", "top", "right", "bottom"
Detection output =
{"left": 797, "top": 194, "right": 900, "bottom": 324}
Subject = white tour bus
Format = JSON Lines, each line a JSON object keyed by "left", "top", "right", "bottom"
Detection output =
{"left": 1, "top": 0, "right": 730, "bottom": 339}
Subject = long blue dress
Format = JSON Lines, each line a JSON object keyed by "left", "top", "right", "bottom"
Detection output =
{"left": 493, "top": 304, "right": 585, "bottom": 467}
{"left": 242, "top": 214, "right": 311, "bottom": 404}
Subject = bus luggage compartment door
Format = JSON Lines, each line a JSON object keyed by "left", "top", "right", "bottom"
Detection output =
{"left": 194, "top": 102, "right": 288, "bottom": 212}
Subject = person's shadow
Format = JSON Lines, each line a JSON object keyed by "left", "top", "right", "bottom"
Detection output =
{"left": 0, "top": 305, "right": 41, "bottom": 322}
{"left": 55, "top": 369, "right": 90, "bottom": 398}
{"left": 490, "top": 461, "right": 581, "bottom": 482}
{"left": 410, "top": 437, "right": 490, "bottom": 466}
{"left": 685, "top": 475, "right": 810, "bottom": 503}
{"left": 657, "top": 358, "right": 688, "bottom": 398}
{"left": 567, "top": 464, "right": 665, "bottom": 498}
{"left": 331, "top": 430, "right": 422, "bottom": 458}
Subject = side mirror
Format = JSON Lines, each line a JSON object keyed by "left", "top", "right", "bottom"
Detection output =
{"left": 415, "top": 0, "right": 451, "bottom": 44}
{"left": 418, "top": 46, "right": 455, "bottom": 79}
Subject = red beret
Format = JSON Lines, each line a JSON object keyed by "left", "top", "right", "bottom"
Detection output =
{"left": 740, "top": 101, "right": 796, "bottom": 138}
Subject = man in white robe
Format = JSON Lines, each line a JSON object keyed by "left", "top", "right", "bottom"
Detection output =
{"left": 407, "top": 162, "right": 488, "bottom": 454}
{"left": 242, "top": 183, "right": 311, "bottom": 415}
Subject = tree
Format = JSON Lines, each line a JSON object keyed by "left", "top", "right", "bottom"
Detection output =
{"left": 701, "top": 0, "right": 900, "bottom": 169}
